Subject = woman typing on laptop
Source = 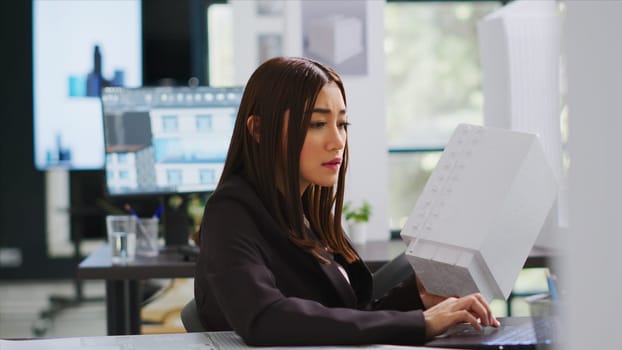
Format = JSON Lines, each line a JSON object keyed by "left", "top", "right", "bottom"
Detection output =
{"left": 194, "top": 57, "right": 499, "bottom": 346}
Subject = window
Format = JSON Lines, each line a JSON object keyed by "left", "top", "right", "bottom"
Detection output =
{"left": 117, "top": 153, "right": 128, "bottom": 164}
{"left": 388, "top": 150, "right": 442, "bottom": 230}
{"left": 207, "top": 3, "right": 234, "bottom": 86}
{"left": 167, "top": 169, "right": 182, "bottom": 185}
{"left": 162, "top": 115, "right": 179, "bottom": 132}
{"left": 385, "top": 0, "right": 501, "bottom": 232}
{"left": 196, "top": 114, "right": 214, "bottom": 131}
{"left": 199, "top": 169, "right": 216, "bottom": 184}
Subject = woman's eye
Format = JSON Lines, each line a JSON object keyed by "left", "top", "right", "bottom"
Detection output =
{"left": 309, "top": 121, "right": 326, "bottom": 129}
{"left": 339, "top": 122, "right": 351, "bottom": 130}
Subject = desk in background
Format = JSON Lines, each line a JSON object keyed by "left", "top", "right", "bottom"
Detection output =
{"left": 77, "top": 240, "right": 555, "bottom": 336}
{"left": 77, "top": 240, "right": 405, "bottom": 335}
{"left": 77, "top": 246, "right": 195, "bottom": 335}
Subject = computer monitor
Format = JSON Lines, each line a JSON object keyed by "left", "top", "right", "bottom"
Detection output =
{"left": 100, "top": 86, "right": 243, "bottom": 197}
{"left": 32, "top": 0, "right": 142, "bottom": 170}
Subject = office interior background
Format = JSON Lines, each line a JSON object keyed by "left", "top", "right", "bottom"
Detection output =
{"left": 1, "top": 0, "right": 620, "bottom": 348}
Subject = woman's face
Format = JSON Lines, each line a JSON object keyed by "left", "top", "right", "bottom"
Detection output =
{"left": 298, "top": 82, "right": 348, "bottom": 194}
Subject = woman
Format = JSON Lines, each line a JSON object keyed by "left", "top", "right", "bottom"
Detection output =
{"left": 194, "top": 56, "right": 498, "bottom": 346}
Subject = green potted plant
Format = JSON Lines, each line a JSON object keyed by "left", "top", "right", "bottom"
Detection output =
{"left": 343, "top": 200, "right": 372, "bottom": 244}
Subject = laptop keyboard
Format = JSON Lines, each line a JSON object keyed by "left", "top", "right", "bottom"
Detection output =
{"left": 484, "top": 325, "right": 535, "bottom": 345}
{"left": 530, "top": 316, "right": 556, "bottom": 344}
{"left": 444, "top": 317, "right": 554, "bottom": 345}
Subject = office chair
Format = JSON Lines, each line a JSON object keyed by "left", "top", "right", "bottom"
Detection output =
{"left": 371, "top": 252, "right": 412, "bottom": 300}
{"left": 181, "top": 298, "right": 207, "bottom": 332}
{"left": 181, "top": 253, "right": 412, "bottom": 333}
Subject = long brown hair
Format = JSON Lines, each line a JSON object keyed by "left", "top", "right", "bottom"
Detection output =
{"left": 218, "top": 57, "right": 357, "bottom": 264}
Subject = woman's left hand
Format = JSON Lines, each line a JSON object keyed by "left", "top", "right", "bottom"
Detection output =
{"left": 416, "top": 275, "right": 448, "bottom": 309}
{"left": 423, "top": 292, "right": 500, "bottom": 338}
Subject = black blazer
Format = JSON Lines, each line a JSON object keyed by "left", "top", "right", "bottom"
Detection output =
{"left": 194, "top": 175, "right": 427, "bottom": 346}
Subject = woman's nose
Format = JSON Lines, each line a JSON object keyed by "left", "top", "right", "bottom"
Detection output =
{"left": 327, "top": 125, "right": 346, "bottom": 150}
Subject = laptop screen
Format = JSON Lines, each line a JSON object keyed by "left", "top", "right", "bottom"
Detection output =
{"left": 100, "top": 86, "right": 243, "bottom": 196}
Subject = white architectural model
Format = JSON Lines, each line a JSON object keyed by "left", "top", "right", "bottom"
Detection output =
{"left": 401, "top": 124, "right": 558, "bottom": 301}
{"left": 477, "top": 0, "right": 564, "bottom": 249}
{"left": 307, "top": 15, "right": 363, "bottom": 65}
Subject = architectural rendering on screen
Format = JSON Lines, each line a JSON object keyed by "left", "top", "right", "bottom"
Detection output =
{"left": 101, "top": 86, "right": 243, "bottom": 196}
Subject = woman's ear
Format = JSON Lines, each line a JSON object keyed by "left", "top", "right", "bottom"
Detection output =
{"left": 246, "top": 115, "right": 261, "bottom": 143}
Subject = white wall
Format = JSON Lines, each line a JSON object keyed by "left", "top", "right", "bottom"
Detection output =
{"left": 341, "top": 0, "right": 389, "bottom": 241}
{"left": 565, "top": 1, "right": 622, "bottom": 348}
{"left": 232, "top": 0, "right": 390, "bottom": 240}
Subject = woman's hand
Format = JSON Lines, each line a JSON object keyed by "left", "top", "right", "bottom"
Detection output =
{"left": 422, "top": 293, "right": 500, "bottom": 339}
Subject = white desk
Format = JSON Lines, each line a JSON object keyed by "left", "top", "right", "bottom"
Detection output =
{"left": 0, "top": 331, "right": 438, "bottom": 350}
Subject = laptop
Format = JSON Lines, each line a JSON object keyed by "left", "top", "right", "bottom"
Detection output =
{"left": 425, "top": 316, "right": 556, "bottom": 350}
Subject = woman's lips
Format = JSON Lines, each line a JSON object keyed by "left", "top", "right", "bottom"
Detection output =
{"left": 322, "top": 159, "right": 341, "bottom": 171}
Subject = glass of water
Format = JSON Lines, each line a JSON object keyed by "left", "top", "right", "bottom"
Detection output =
{"left": 106, "top": 215, "right": 137, "bottom": 264}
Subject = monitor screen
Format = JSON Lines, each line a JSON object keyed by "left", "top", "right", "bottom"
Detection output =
{"left": 101, "top": 86, "right": 243, "bottom": 196}
{"left": 33, "top": 0, "right": 142, "bottom": 170}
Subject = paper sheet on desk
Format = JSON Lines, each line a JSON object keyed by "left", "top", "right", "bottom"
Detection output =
{"left": 0, "top": 332, "right": 447, "bottom": 350}
{"left": 0, "top": 333, "right": 214, "bottom": 350}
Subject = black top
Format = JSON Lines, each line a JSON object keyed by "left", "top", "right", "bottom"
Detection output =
{"left": 194, "top": 175, "right": 427, "bottom": 346}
